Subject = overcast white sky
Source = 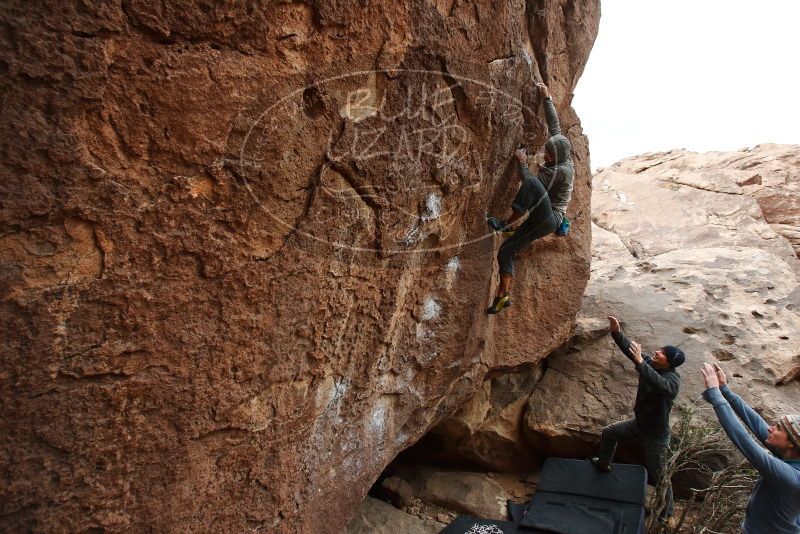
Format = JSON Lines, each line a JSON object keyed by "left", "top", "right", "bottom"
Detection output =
{"left": 573, "top": 0, "right": 800, "bottom": 170}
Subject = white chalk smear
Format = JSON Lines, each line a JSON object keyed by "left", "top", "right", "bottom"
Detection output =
{"left": 421, "top": 296, "right": 441, "bottom": 321}
{"left": 422, "top": 193, "right": 442, "bottom": 222}
{"left": 444, "top": 256, "right": 460, "bottom": 289}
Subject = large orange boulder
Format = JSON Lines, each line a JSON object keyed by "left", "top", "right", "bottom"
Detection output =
{"left": 0, "top": 1, "right": 598, "bottom": 531}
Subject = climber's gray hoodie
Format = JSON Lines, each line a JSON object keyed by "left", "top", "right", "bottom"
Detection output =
{"left": 538, "top": 97, "right": 574, "bottom": 221}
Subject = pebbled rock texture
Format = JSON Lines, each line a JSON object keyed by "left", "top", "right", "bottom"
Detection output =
{"left": 0, "top": 1, "right": 598, "bottom": 532}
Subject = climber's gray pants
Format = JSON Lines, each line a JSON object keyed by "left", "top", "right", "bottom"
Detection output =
{"left": 497, "top": 178, "right": 557, "bottom": 276}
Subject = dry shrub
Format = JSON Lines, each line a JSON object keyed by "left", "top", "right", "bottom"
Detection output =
{"left": 648, "top": 402, "right": 758, "bottom": 534}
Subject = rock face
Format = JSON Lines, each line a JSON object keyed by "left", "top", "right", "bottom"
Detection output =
{"left": 417, "top": 471, "right": 509, "bottom": 521}
{"left": 601, "top": 145, "right": 800, "bottom": 258}
{"left": 378, "top": 476, "right": 414, "bottom": 508}
{"left": 0, "top": 1, "right": 598, "bottom": 532}
{"left": 410, "top": 365, "right": 544, "bottom": 471}
{"left": 526, "top": 146, "right": 800, "bottom": 456}
{"left": 344, "top": 497, "right": 442, "bottom": 534}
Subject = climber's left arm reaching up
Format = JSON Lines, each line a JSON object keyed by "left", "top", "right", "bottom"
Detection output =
{"left": 536, "top": 83, "right": 561, "bottom": 136}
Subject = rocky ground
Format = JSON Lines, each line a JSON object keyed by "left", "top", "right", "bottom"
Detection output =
{"left": 345, "top": 464, "right": 535, "bottom": 533}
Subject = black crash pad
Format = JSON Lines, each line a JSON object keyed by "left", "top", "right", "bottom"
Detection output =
{"left": 534, "top": 458, "right": 647, "bottom": 506}
{"left": 519, "top": 458, "right": 647, "bottom": 534}
{"left": 441, "top": 459, "right": 648, "bottom": 534}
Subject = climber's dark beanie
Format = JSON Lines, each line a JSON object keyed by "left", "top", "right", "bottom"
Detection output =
{"left": 663, "top": 346, "right": 685, "bottom": 368}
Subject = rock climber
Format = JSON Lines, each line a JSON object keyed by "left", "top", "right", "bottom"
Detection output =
{"left": 700, "top": 362, "right": 800, "bottom": 533}
{"left": 590, "top": 315, "right": 685, "bottom": 524}
{"left": 485, "top": 82, "right": 574, "bottom": 314}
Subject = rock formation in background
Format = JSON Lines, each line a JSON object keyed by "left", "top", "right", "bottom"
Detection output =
{"left": 527, "top": 144, "right": 800, "bottom": 455}
{"left": 0, "top": 1, "right": 599, "bottom": 531}
{"left": 427, "top": 145, "right": 800, "bottom": 472}
{"left": 602, "top": 145, "right": 800, "bottom": 258}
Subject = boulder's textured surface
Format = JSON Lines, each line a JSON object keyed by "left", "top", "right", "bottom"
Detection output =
{"left": 417, "top": 471, "right": 509, "bottom": 520}
{"left": 0, "top": 1, "right": 598, "bottom": 532}
{"left": 526, "top": 146, "right": 800, "bottom": 455}
{"left": 412, "top": 366, "right": 544, "bottom": 471}
{"left": 378, "top": 476, "right": 414, "bottom": 508}
{"left": 344, "top": 497, "right": 442, "bottom": 534}
{"left": 601, "top": 145, "right": 800, "bottom": 257}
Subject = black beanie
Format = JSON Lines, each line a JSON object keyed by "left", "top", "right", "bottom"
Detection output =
{"left": 663, "top": 346, "right": 685, "bottom": 368}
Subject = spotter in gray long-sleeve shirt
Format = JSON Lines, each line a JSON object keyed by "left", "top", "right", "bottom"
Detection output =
{"left": 701, "top": 370, "right": 800, "bottom": 534}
